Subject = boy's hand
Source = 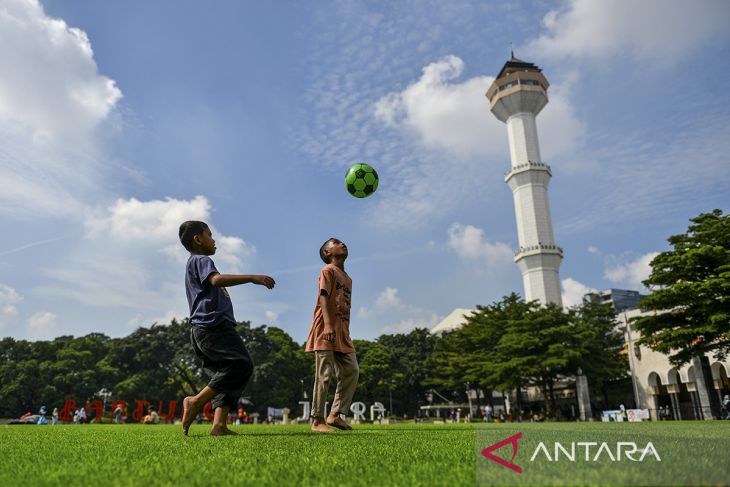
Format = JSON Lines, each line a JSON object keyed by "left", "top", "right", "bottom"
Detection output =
{"left": 253, "top": 275, "right": 276, "bottom": 289}
{"left": 323, "top": 325, "right": 336, "bottom": 343}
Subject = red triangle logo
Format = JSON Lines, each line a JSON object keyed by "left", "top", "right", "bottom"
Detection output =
{"left": 481, "top": 432, "right": 523, "bottom": 474}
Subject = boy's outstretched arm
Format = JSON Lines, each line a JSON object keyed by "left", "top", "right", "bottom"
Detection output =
{"left": 208, "top": 273, "right": 275, "bottom": 289}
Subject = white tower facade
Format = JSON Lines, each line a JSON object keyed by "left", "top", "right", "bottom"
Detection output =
{"left": 486, "top": 56, "right": 563, "bottom": 306}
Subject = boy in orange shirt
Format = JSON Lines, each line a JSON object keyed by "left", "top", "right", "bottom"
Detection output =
{"left": 305, "top": 238, "right": 359, "bottom": 432}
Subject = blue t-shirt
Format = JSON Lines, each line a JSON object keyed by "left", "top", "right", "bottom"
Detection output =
{"left": 185, "top": 254, "right": 235, "bottom": 327}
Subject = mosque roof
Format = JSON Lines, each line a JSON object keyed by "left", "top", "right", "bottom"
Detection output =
{"left": 496, "top": 53, "right": 542, "bottom": 79}
{"left": 430, "top": 308, "right": 474, "bottom": 335}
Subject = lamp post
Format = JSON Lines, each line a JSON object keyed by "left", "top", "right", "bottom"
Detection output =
{"left": 389, "top": 385, "right": 393, "bottom": 418}
{"left": 465, "top": 382, "right": 473, "bottom": 418}
{"left": 623, "top": 313, "right": 642, "bottom": 409}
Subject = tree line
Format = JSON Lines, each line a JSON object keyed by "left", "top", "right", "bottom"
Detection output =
{"left": 0, "top": 297, "right": 625, "bottom": 420}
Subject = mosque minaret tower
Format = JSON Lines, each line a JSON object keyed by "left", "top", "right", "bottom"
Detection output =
{"left": 486, "top": 55, "right": 563, "bottom": 306}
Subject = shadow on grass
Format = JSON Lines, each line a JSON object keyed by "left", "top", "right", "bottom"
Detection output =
{"left": 183, "top": 428, "right": 472, "bottom": 439}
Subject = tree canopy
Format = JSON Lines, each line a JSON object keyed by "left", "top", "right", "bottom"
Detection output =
{"left": 1, "top": 299, "right": 629, "bottom": 420}
{"left": 634, "top": 210, "right": 730, "bottom": 365}
{"left": 430, "top": 294, "right": 627, "bottom": 417}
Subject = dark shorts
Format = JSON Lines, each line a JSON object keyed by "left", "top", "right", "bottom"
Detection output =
{"left": 190, "top": 321, "right": 254, "bottom": 411}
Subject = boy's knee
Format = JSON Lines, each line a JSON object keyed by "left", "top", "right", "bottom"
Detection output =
{"left": 239, "top": 358, "right": 254, "bottom": 377}
{"left": 319, "top": 367, "right": 333, "bottom": 383}
{"left": 345, "top": 364, "right": 359, "bottom": 380}
{"left": 229, "top": 359, "right": 253, "bottom": 388}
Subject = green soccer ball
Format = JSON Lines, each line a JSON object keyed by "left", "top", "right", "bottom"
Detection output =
{"left": 345, "top": 163, "right": 379, "bottom": 198}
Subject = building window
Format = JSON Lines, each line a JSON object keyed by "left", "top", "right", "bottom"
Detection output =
{"left": 499, "top": 80, "right": 518, "bottom": 91}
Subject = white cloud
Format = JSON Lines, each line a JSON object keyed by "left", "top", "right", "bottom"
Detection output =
{"left": 0, "top": 284, "right": 23, "bottom": 329}
{"left": 32, "top": 196, "right": 258, "bottom": 334}
{"left": 360, "top": 287, "right": 439, "bottom": 335}
{"left": 265, "top": 311, "right": 278, "bottom": 324}
{"left": 86, "top": 196, "right": 210, "bottom": 242}
{"left": 604, "top": 252, "right": 659, "bottom": 290}
{"left": 27, "top": 311, "right": 57, "bottom": 340}
{"left": 561, "top": 278, "right": 596, "bottom": 308}
{"left": 447, "top": 223, "right": 514, "bottom": 267}
{"left": 587, "top": 246, "right": 600, "bottom": 255}
{"left": 526, "top": 0, "right": 730, "bottom": 65}
{"left": 0, "top": 0, "right": 121, "bottom": 139}
{"left": 374, "top": 55, "right": 495, "bottom": 157}
{"left": 374, "top": 55, "right": 583, "bottom": 160}
{"left": 0, "top": 0, "right": 122, "bottom": 218}
{"left": 85, "top": 196, "right": 254, "bottom": 271}
{"left": 42, "top": 257, "right": 161, "bottom": 309}
{"left": 151, "top": 310, "right": 183, "bottom": 326}
{"left": 375, "top": 287, "right": 402, "bottom": 310}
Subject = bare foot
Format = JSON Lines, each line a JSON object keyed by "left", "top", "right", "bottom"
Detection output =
{"left": 210, "top": 425, "right": 238, "bottom": 436}
{"left": 182, "top": 396, "right": 198, "bottom": 436}
{"left": 326, "top": 415, "right": 352, "bottom": 431}
{"left": 311, "top": 421, "right": 334, "bottom": 433}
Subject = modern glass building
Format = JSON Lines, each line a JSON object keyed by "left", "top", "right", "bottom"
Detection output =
{"left": 583, "top": 288, "right": 649, "bottom": 312}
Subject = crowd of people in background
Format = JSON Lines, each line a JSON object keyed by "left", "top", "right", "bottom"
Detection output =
{"left": 9, "top": 393, "right": 730, "bottom": 425}
{"left": 9, "top": 401, "right": 260, "bottom": 426}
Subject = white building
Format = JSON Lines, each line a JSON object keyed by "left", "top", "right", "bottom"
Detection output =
{"left": 486, "top": 55, "right": 563, "bottom": 306}
{"left": 621, "top": 309, "right": 730, "bottom": 420}
{"left": 430, "top": 308, "right": 473, "bottom": 335}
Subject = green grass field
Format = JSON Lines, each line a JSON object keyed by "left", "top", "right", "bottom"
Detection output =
{"left": 0, "top": 422, "right": 728, "bottom": 486}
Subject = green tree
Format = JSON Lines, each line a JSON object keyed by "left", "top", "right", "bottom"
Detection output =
{"left": 356, "top": 340, "right": 395, "bottom": 408}
{"left": 470, "top": 295, "right": 537, "bottom": 410}
{"left": 571, "top": 301, "right": 628, "bottom": 405}
{"left": 634, "top": 210, "right": 730, "bottom": 365}
{"left": 0, "top": 334, "right": 116, "bottom": 417}
{"left": 107, "top": 322, "right": 190, "bottom": 400}
{"left": 429, "top": 302, "right": 510, "bottom": 410}
{"left": 237, "top": 322, "right": 310, "bottom": 414}
{"left": 377, "top": 328, "right": 437, "bottom": 417}
{"left": 430, "top": 294, "right": 626, "bottom": 418}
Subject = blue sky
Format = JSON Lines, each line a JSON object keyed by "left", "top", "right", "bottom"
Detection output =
{"left": 1, "top": 0, "right": 729, "bottom": 342}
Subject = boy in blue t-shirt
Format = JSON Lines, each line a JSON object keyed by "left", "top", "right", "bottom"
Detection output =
{"left": 179, "top": 221, "right": 275, "bottom": 436}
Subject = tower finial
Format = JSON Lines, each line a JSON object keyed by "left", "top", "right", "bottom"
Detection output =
{"left": 510, "top": 42, "right": 514, "bottom": 59}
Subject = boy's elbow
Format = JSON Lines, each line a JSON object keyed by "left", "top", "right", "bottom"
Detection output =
{"left": 208, "top": 273, "right": 222, "bottom": 287}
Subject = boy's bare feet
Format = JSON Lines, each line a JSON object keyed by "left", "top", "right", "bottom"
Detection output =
{"left": 326, "top": 415, "right": 352, "bottom": 431}
{"left": 210, "top": 425, "right": 238, "bottom": 436}
{"left": 311, "top": 422, "right": 334, "bottom": 433}
{"left": 311, "top": 416, "right": 334, "bottom": 432}
{"left": 182, "top": 396, "right": 198, "bottom": 435}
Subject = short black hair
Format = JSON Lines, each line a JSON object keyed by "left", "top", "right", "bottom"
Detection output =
{"left": 179, "top": 221, "right": 209, "bottom": 251}
{"left": 319, "top": 237, "right": 337, "bottom": 263}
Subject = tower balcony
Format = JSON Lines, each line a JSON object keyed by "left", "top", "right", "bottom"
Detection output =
{"left": 514, "top": 243, "right": 564, "bottom": 262}
{"left": 486, "top": 71, "right": 549, "bottom": 104}
{"left": 487, "top": 70, "right": 550, "bottom": 122}
{"left": 504, "top": 161, "right": 552, "bottom": 182}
